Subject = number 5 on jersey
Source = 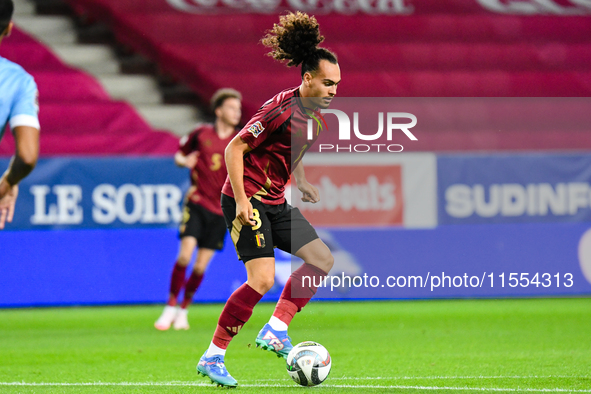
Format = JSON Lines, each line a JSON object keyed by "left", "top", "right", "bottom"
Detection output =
{"left": 210, "top": 153, "right": 222, "bottom": 171}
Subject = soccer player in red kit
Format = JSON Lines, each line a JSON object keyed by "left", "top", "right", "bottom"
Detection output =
{"left": 196, "top": 12, "right": 340, "bottom": 387}
{"left": 155, "top": 88, "right": 241, "bottom": 330}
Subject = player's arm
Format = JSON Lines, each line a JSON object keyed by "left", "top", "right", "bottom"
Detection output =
{"left": 0, "top": 125, "right": 40, "bottom": 229}
{"left": 225, "top": 135, "right": 255, "bottom": 226}
{"left": 4, "top": 125, "right": 39, "bottom": 185}
{"left": 176, "top": 130, "right": 201, "bottom": 168}
{"left": 174, "top": 150, "right": 198, "bottom": 168}
{"left": 293, "top": 161, "right": 319, "bottom": 203}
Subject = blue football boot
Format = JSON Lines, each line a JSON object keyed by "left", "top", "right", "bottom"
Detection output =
{"left": 196, "top": 352, "right": 238, "bottom": 388}
{"left": 255, "top": 323, "right": 293, "bottom": 359}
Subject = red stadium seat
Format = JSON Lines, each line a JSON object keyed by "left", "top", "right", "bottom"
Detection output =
{"left": 0, "top": 28, "right": 178, "bottom": 156}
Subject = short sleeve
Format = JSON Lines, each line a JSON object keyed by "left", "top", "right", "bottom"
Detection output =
{"left": 178, "top": 128, "right": 201, "bottom": 155}
{"left": 9, "top": 73, "right": 40, "bottom": 131}
{"left": 239, "top": 98, "right": 293, "bottom": 150}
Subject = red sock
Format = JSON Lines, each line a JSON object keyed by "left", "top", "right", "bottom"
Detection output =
{"left": 167, "top": 262, "right": 187, "bottom": 306}
{"left": 180, "top": 272, "right": 204, "bottom": 309}
{"left": 272, "top": 263, "right": 328, "bottom": 326}
{"left": 212, "top": 283, "right": 263, "bottom": 349}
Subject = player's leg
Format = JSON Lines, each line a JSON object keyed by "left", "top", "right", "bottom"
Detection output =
{"left": 171, "top": 236, "right": 198, "bottom": 305}
{"left": 258, "top": 206, "right": 333, "bottom": 358}
{"left": 173, "top": 247, "right": 214, "bottom": 330}
{"left": 180, "top": 247, "right": 214, "bottom": 307}
{"left": 154, "top": 235, "right": 196, "bottom": 330}
{"left": 197, "top": 195, "right": 274, "bottom": 387}
{"left": 276, "top": 237, "right": 334, "bottom": 325}
{"left": 210, "top": 256, "right": 275, "bottom": 350}
{"left": 256, "top": 240, "right": 332, "bottom": 358}
{"left": 178, "top": 210, "right": 227, "bottom": 314}
{"left": 197, "top": 256, "right": 273, "bottom": 386}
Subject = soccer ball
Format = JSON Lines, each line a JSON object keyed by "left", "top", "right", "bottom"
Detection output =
{"left": 286, "top": 341, "right": 331, "bottom": 386}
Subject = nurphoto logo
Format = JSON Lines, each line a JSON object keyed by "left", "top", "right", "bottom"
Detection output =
{"left": 306, "top": 108, "right": 418, "bottom": 153}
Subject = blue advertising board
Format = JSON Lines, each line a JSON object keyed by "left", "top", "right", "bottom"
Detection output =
{"left": 438, "top": 153, "right": 591, "bottom": 225}
{"left": 314, "top": 223, "right": 591, "bottom": 299}
{"left": 2, "top": 223, "right": 590, "bottom": 307}
{"left": 0, "top": 158, "right": 189, "bottom": 230}
{"left": 1, "top": 154, "right": 591, "bottom": 307}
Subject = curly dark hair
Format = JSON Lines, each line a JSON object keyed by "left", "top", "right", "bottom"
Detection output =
{"left": 0, "top": 0, "right": 14, "bottom": 33}
{"left": 261, "top": 11, "right": 337, "bottom": 79}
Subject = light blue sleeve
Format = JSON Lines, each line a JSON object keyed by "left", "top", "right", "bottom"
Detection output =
{"left": 9, "top": 72, "right": 40, "bottom": 130}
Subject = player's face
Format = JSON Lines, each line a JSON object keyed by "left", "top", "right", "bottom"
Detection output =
{"left": 216, "top": 98, "right": 242, "bottom": 127}
{"left": 306, "top": 60, "right": 341, "bottom": 109}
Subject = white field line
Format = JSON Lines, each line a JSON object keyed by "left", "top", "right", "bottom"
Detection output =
{"left": 258, "top": 376, "right": 589, "bottom": 381}
{"left": 322, "top": 386, "right": 591, "bottom": 392}
{"left": 2, "top": 382, "right": 208, "bottom": 386}
{"left": 0, "top": 380, "right": 590, "bottom": 392}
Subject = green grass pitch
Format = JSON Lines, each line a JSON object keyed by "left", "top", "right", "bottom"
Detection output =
{"left": 1, "top": 298, "right": 590, "bottom": 393}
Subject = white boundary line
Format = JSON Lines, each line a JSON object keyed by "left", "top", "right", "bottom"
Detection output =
{"left": 1, "top": 380, "right": 590, "bottom": 392}
{"left": 259, "top": 376, "right": 589, "bottom": 381}
{"left": 1, "top": 383, "right": 207, "bottom": 386}
{"left": 316, "top": 386, "right": 590, "bottom": 392}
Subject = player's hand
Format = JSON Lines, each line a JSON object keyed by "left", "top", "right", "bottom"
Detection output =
{"left": 185, "top": 152, "right": 199, "bottom": 169}
{"left": 0, "top": 179, "right": 19, "bottom": 230}
{"left": 236, "top": 198, "right": 256, "bottom": 226}
{"left": 299, "top": 181, "right": 320, "bottom": 203}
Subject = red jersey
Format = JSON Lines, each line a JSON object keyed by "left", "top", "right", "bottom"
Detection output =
{"left": 180, "top": 124, "right": 235, "bottom": 216}
{"left": 222, "top": 87, "right": 321, "bottom": 205}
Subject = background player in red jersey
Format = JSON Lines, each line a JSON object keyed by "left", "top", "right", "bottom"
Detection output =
{"left": 155, "top": 88, "right": 242, "bottom": 331}
{"left": 196, "top": 12, "right": 340, "bottom": 387}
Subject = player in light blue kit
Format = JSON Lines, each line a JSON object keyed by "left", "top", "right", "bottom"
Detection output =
{"left": 0, "top": 0, "right": 40, "bottom": 229}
